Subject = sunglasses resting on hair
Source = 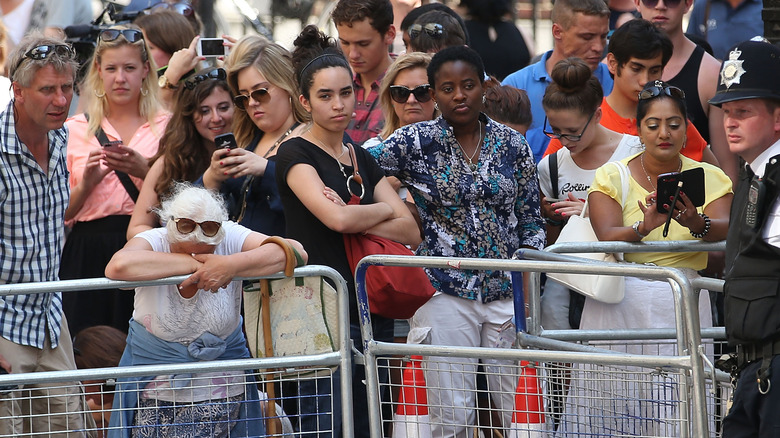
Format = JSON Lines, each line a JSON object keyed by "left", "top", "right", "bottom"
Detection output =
{"left": 638, "top": 81, "right": 686, "bottom": 101}
{"left": 409, "top": 23, "right": 444, "bottom": 40}
{"left": 14, "top": 44, "right": 74, "bottom": 72}
{"left": 99, "top": 29, "right": 145, "bottom": 43}
{"left": 184, "top": 68, "right": 227, "bottom": 90}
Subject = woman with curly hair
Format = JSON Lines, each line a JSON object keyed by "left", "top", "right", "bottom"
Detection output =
{"left": 127, "top": 67, "right": 234, "bottom": 239}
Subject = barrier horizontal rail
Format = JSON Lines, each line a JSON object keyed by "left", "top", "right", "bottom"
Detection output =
{"left": 353, "top": 254, "right": 713, "bottom": 438}
{"left": 0, "top": 264, "right": 356, "bottom": 438}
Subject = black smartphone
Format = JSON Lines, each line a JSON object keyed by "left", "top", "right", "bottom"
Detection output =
{"left": 656, "top": 167, "right": 705, "bottom": 214}
{"left": 101, "top": 140, "right": 123, "bottom": 153}
{"left": 214, "top": 133, "right": 237, "bottom": 150}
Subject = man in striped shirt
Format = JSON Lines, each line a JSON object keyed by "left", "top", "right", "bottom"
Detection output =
{"left": 0, "top": 33, "right": 94, "bottom": 435}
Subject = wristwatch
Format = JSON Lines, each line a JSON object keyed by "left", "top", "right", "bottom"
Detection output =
{"left": 632, "top": 220, "right": 647, "bottom": 238}
{"left": 158, "top": 74, "right": 178, "bottom": 90}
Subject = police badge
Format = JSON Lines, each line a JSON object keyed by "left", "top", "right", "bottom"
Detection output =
{"left": 720, "top": 48, "right": 746, "bottom": 89}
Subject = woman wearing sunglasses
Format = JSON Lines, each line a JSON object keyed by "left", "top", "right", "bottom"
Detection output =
{"left": 200, "top": 36, "right": 307, "bottom": 235}
{"left": 565, "top": 80, "right": 733, "bottom": 435}
{"left": 368, "top": 45, "right": 545, "bottom": 436}
{"left": 60, "top": 25, "right": 168, "bottom": 335}
{"left": 274, "top": 25, "right": 421, "bottom": 437}
{"left": 362, "top": 52, "right": 437, "bottom": 150}
{"left": 106, "top": 182, "right": 307, "bottom": 438}
{"left": 126, "top": 67, "right": 234, "bottom": 239}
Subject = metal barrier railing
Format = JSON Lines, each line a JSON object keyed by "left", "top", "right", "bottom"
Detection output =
{"left": 0, "top": 265, "right": 354, "bottom": 438}
{"left": 353, "top": 253, "right": 723, "bottom": 437}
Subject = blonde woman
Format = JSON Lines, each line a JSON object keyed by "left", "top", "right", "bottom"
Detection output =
{"left": 200, "top": 36, "right": 307, "bottom": 234}
{"left": 60, "top": 24, "right": 169, "bottom": 334}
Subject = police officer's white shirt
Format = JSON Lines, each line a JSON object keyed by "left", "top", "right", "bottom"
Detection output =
{"left": 749, "top": 138, "right": 780, "bottom": 248}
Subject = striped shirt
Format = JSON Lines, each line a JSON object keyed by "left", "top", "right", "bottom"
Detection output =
{"left": 0, "top": 101, "right": 70, "bottom": 348}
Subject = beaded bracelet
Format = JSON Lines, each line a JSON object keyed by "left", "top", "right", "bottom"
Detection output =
{"left": 545, "top": 217, "right": 564, "bottom": 227}
{"left": 690, "top": 213, "right": 711, "bottom": 238}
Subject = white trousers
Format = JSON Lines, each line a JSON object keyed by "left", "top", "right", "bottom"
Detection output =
{"left": 409, "top": 293, "right": 518, "bottom": 438}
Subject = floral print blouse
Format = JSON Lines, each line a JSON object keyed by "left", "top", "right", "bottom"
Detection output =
{"left": 368, "top": 114, "right": 545, "bottom": 303}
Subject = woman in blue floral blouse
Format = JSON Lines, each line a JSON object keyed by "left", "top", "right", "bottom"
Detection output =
{"left": 368, "top": 45, "right": 545, "bottom": 436}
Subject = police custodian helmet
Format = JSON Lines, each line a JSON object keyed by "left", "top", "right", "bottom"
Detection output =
{"left": 709, "top": 38, "right": 780, "bottom": 107}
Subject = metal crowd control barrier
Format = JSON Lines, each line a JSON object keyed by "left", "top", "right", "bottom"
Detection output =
{"left": 0, "top": 265, "right": 353, "bottom": 438}
{"left": 354, "top": 249, "right": 726, "bottom": 438}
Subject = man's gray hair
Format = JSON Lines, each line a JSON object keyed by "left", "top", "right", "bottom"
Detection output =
{"left": 157, "top": 182, "right": 229, "bottom": 246}
{"left": 9, "top": 32, "right": 78, "bottom": 87}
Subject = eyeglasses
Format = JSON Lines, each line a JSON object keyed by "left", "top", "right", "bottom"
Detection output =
{"left": 389, "top": 84, "right": 432, "bottom": 103}
{"left": 638, "top": 81, "right": 686, "bottom": 101}
{"left": 99, "top": 29, "right": 145, "bottom": 43}
{"left": 173, "top": 218, "right": 222, "bottom": 237}
{"left": 233, "top": 88, "right": 270, "bottom": 110}
{"left": 13, "top": 44, "right": 74, "bottom": 73}
{"left": 640, "top": 0, "right": 682, "bottom": 8}
{"left": 183, "top": 68, "right": 226, "bottom": 90}
{"left": 409, "top": 23, "right": 444, "bottom": 40}
{"left": 147, "top": 1, "right": 194, "bottom": 16}
{"left": 543, "top": 111, "right": 596, "bottom": 142}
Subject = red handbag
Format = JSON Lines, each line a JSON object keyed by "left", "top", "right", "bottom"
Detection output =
{"left": 342, "top": 144, "right": 435, "bottom": 319}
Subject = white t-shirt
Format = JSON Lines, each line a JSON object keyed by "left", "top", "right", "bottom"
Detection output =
{"left": 134, "top": 221, "right": 251, "bottom": 344}
{"left": 537, "top": 134, "right": 642, "bottom": 200}
{"left": 1, "top": 0, "right": 34, "bottom": 46}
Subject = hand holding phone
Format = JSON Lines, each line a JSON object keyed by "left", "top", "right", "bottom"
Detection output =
{"left": 102, "top": 140, "right": 123, "bottom": 154}
{"left": 197, "top": 38, "right": 227, "bottom": 57}
{"left": 656, "top": 167, "right": 705, "bottom": 214}
{"left": 214, "top": 133, "right": 237, "bottom": 150}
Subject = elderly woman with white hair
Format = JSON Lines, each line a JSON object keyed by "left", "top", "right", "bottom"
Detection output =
{"left": 105, "top": 182, "right": 307, "bottom": 438}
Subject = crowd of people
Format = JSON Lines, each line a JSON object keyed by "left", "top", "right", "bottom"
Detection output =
{"left": 0, "top": 0, "right": 776, "bottom": 436}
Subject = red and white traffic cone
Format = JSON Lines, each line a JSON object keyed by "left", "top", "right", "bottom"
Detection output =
{"left": 508, "top": 361, "right": 547, "bottom": 438}
{"left": 392, "top": 355, "right": 432, "bottom": 438}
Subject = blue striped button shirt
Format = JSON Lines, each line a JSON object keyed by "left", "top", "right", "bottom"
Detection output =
{"left": 0, "top": 101, "right": 69, "bottom": 349}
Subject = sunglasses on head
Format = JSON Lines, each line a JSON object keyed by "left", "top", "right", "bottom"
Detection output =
{"left": 389, "top": 84, "right": 432, "bottom": 103}
{"left": 173, "top": 218, "right": 221, "bottom": 237}
{"left": 409, "top": 23, "right": 444, "bottom": 40}
{"left": 640, "top": 0, "right": 682, "bottom": 8}
{"left": 147, "top": 1, "right": 194, "bottom": 16}
{"left": 638, "top": 81, "right": 686, "bottom": 101}
{"left": 183, "top": 68, "right": 227, "bottom": 90}
{"left": 233, "top": 88, "right": 270, "bottom": 110}
{"left": 14, "top": 44, "right": 74, "bottom": 72}
{"left": 99, "top": 29, "right": 145, "bottom": 43}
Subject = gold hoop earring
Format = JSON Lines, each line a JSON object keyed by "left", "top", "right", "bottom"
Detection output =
{"left": 94, "top": 89, "right": 105, "bottom": 98}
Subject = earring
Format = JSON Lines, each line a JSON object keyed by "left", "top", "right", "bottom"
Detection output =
{"left": 434, "top": 101, "right": 439, "bottom": 111}
{"left": 140, "top": 87, "right": 149, "bottom": 97}
{"left": 482, "top": 94, "right": 486, "bottom": 104}
{"left": 94, "top": 89, "right": 105, "bottom": 98}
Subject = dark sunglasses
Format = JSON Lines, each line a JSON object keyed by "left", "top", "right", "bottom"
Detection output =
{"left": 640, "top": 0, "right": 682, "bottom": 7}
{"left": 173, "top": 218, "right": 222, "bottom": 237}
{"left": 638, "top": 81, "right": 686, "bottom": 101}
{"left": 543, "top": 111, "right": 596, "bottom": 142}
{"left": 233, "top": 88, "right": 270, "bottom": 110}
{"left": 184, "top": 68, "right": 227, "bottom": 90}
{"left": 409, "top": 23, "right": 444, "bottom": 40}
{"left": 14, "top": 44, "right": 74, "bottom": 72}
{"left": 99, "top": 29, "right": 145, "bottom": 43}
{"left": 147, "top": 1, "right": 194, "bottom": 16}
{"left": 389, "top": 84, "right": 432, "bottom": 103}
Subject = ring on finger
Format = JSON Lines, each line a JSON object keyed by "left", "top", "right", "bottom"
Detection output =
{"left": 681, "top": 208, "right": 687, "bottom": 215}
{"left": 675, "top": 213, "right": 682, "bottom": 220}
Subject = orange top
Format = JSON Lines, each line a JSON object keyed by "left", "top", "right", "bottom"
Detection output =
{"left": 544, "top": 97, "right": 706, "bottom": 161}
{"left": 65, "top": 112, "right": 170, "bottom": 224}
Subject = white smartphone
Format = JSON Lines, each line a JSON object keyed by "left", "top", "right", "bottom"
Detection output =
{"left": 197, "top": 38, "right": 227, "bottom": 57}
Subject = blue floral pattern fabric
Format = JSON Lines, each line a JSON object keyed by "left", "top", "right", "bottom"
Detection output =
{"left": 368, "top": 114, "right": 545, "bottom": 303}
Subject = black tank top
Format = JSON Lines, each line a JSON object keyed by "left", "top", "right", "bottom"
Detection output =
{"left": 668, "top": 45, "right": 710, "bottom": 144}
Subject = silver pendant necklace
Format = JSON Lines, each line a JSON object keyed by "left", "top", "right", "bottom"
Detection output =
{"left": 310, "top": 130, "right": 347, "bottom": 178}
{"left": 640, "top": 152, "right": 682, "bottom": 191}
{"left": 455, "top": 121, "right": 482, "bottom": 172}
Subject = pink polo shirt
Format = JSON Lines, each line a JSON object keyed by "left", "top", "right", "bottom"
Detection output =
{"left": 65, "top": 112, "right": 170, "bottom": 224}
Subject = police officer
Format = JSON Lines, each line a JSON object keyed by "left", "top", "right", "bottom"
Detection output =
{"left": 709, "top": 39, "right": 780, "bottom": 437}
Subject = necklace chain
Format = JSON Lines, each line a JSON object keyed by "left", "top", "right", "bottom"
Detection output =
{"left": 263, "top": 122, "right": 297, "bottom": 159}
{"left": 310, "top": 130, "right": 347, "bottom": 178}
{"left": 455, "top": 121, "right": 482, "bottom": 172}
{"left": 640, "top": 153, "right": 682, "bottom": 191}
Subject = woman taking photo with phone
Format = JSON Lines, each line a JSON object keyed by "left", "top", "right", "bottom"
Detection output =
{"left": 60, "top": 24, "right": 168, "bottom": 335}
{"left": 368, "top": 45, "right": 545, "bottom": 436}
{"left": 275, "top": 25, "right": 421, "bottom": 437}
{"left": 126, "top": 67, "right": 234, "bottom": 239}
{"left": 568, "top": 80, "right": 733, "bottom": 435}
{"left": 200, "top": 36, "right": 307, "bottom": 235}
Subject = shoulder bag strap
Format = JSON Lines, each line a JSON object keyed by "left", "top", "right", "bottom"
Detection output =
{"left": 550, "top": 151, "right": 559, "bottom": 199}
{"left": 85, "top": 113, "right": 140, "bottom": 203}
